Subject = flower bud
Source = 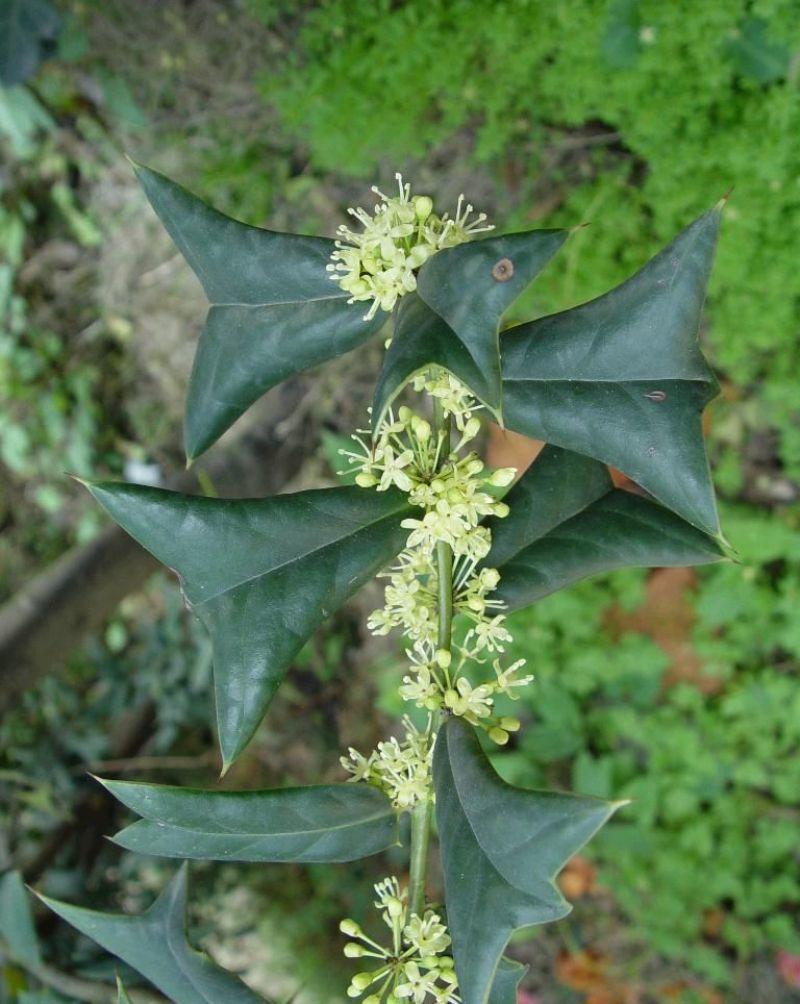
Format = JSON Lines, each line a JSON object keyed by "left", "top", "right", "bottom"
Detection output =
{"left": 435, "top": 649, "right": 452, "bottom": 669}
{"left": 482, "top": 568, "right": 500, "bottom": 588}
{"left": 352, "top": 972, "right": 376, "bottom": 990}
{"left": 356, "top": 472, "right": 378, "bottom": 488}
{"left": 488, "top": 467, "right": 516, "bottom": 487}
{"left": 340, "top": 918, "right": 363, "bottom": 937}
{"left": 364, "top": 997, "right": 382, "bottom": 1004}
{"left": 407, "top": 243, "right": 433, "bottom": 268}
{"left": 463, "top": 416, "right": 481, "bottom": 440}
{"left": 466, "top": 459, "right": 484, "bottom": 476}
{"left": 411, "top": 417, "right": 431, "bottom": 442}
{"left": 386, "top": 896, "right": 404, "bottom": 919}
{"left": 344, "top": 942, "right": 366, "bottom": 957}
{"left": 500, "top": 716, "right": 521, "bottom": 732}
{"left": 488, "top": 726, "right": 509, "bottom": 745}
{"left": 493, "top": 501, "right": 510, "bottom": 518}
{"left": 398, "top": 406, "right": 412, "bottom": 422}
{"left": 444, "top": 689, "right": 459, "bottom": 709}
{"left": 347, "top": 987, "right": 361, "bottom": 999}
{"left": 413, "top": 195, "right": 434, "bottom": 221}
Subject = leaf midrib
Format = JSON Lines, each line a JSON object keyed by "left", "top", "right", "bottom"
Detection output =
{"left": 493, "top": 485, "right": 614, "bottom": 568}
{"left": 209, "top": 292, "right": 348, "bottom": 309}
{"left": 130, "top": 804, "right": 393, "bottom": 839}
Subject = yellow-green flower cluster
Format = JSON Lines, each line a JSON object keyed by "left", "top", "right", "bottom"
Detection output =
{"left": 340, "top": 717, "right": 433, "bottom": 810}
{"left": 399, "top": 642, "right": 533, "bottom": 746}
{"left": 340, "top": 877, "right": 460, "bottom": 1003}
{"left": 343, "top": 370, "right": 534, "bottom": 745}
{"left": 327, "top": 174, "right": 493, "bottom": 320}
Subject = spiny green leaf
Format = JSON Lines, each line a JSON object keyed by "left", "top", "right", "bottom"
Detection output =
{"left": 373, "top": 229, "right": 566, "bottom": 426}
{"left": 82, "top": 481, "right": 410, "bottom": 768}
{"left": 0, "top": 0, "right": 60, "bottom": 87}
{"left": 100, "top": 777, "right": 399, "bottom": 862}
{"left": 501, "top": 208, "right": 722, "bottom": 535}
{"left": 0, "top": 870, "right": 41, "bottom": 967}
{"left": 488, "top": 957, "right": 528, "bottom": 1004}
{"left": 433, "top": 718, "right": 622, "bottom": 1004}
{"left": 487, "top": 445, "right": 725, "bottom": 609}
{"left": 133, "top": 164, "right": 384, "bottom": 461}
{"left": 38, "top": 867, "right": 263, "bottom": 1004}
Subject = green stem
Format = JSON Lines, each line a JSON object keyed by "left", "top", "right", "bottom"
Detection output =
{"left": 408, "top": 796, "right": 434, "bottom": 917}
{"left": 407, "top": 390, "right": 454, "bottom": 919}
{"left": 436, "top": 540, "right": 453, "bottom": 650}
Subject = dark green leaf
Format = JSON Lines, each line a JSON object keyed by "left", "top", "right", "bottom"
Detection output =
{"left": 133, "top": 164, "right": 384, "bottom": 460}
{"left": 374, "top": 229, "right": 566, "bottom": 426}
{"left": 433, "top": 718, "right": 622, "bottom": 1004}
{"left": 0, "top": 870, "right": 41, "bottom": 967}
{"left": 0, "top": 0, "right": 60, "bottom": 86}
{"left": 501, "top": 208, "right": 722, "bottom": 535}
{"left": 488, "top": 957, "right": 528, "bottom": 1004}
{"left": 82, "top": 481, "right": 410, "bottom": 768}
{"left": 487, "top": 445, "right": 725, "bottom": 610}
{"left": 38, "top": 867, "right": 263, "bottom": 1004}
{"left": 726, "top": 17, "right": 789, "bottom": 85}
{"left": 100, "top": 777, "right": 398, "bottom": 862}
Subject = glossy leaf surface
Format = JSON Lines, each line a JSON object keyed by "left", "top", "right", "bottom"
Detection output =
{"left": 433, "top": 718, "right": 620, "bottom": 1004}
{"left": 134, "top": 165, "right": 384, "bottom": 460}
{"left": 501, "top": 209, "right": 722, "bottom": 535}
{"left": 487, "top": 445, "right": 725, "bottom": 610}
{"left": 102, "top": 777, "right": 398, "bottom": 863}
{"left": 373, "top": 229, "right": 566, "bottom": 426}
{"left": 39, "top": 867, "right": 262, "bottom": 1004}
{"left": 414, "top": 229, "right": 567, "bottom": 415}
{"left": 84, "top": 480, "right": 410, "bottom": 768}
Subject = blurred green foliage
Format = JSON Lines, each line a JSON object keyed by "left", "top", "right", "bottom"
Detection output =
{"left": 493, "top": 502, "right": 800, "bottom": 985}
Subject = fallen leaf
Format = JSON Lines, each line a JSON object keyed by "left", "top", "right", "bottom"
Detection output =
{"left": 605, "top": 566, "right": 723, "bottom": 694}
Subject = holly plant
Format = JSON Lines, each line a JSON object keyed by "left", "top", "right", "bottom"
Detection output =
{"left": 37, "top": 168, "right": 728, "bottom": 1004}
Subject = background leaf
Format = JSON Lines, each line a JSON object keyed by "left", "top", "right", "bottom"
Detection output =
{"left": 0, "top": 870, "right": 41, "bottom": 967}
{"left": 134, "top": 164, "right": 384, "bottom": 460}
{"left": 501, "top": 209, "right": 722, "bottom": 535}
{"left": 0, "top": 0, "right": 61, "bottom": 86}
{"left": 116, "top": 976, "right": 134, "bottom": 1003}
{"left": 433, "top": 718, "right": 622, "bottom": 1004}
{"left": 83, "top": 481, "right": 410, "bottom": 767}
{"left": 726, "top": 17, "right": 789, "bottom": 85}
{"left": 39, "top": 867, "right": 264, "bottom": 1004}
{"left": 101, "top": 777, "right": 399, "bottom": 863}
{"left": 487, "top": 445, "right": 725, "bottom": 610}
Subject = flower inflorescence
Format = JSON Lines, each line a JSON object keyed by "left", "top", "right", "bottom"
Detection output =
{"left": 327, "top": 174, "right": 494, "bottom": 320}
{"left": 341, "top": 717, "right": 434, "bottom": 810}
{"left": 340, "top": 877, "right": 460, "bottom": 1003}
{"left": 337, "top": 180, "right": 533, "bottom": 1000}
{"left": 340, "top": 369, "right": 533, "bottom": 745}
